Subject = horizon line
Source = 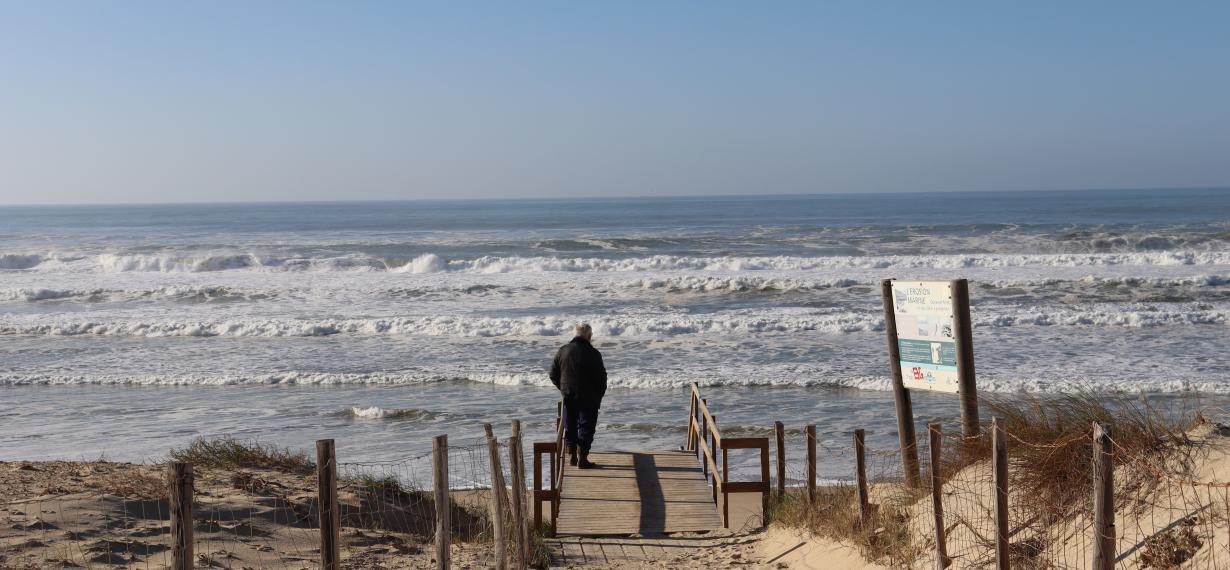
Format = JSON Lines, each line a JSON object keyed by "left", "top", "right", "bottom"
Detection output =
{"left": 1, "top": 185, "right": 1228, "bottom": 208}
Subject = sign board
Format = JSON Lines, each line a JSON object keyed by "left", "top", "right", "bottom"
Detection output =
{"left": 889, "top": 281, "right": 960, "bottom": 393}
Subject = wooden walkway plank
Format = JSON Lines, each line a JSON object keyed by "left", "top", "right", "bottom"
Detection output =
{"left": 555, "top": 450, "right": 723, "bottom": 536}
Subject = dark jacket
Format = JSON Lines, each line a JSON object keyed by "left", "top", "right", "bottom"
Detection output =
{"left": 549, "top": 336, "right": 607, "bottom": 407}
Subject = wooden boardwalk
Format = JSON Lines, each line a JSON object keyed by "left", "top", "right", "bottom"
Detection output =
{"left": 554, "top": 450, "right": 722, "bottom": 536}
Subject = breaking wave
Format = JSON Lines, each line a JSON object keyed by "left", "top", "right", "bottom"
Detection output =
{"left": 0, "top": 285, "right": 277, "bottom": 304}
{"left": 3, "top": 250, "right": 1230, "bottom": 274}
{"left": 5, "top": 369, "right": 1230, "bottom": 394}
{"left": 2, "top": 305, "right": 1224, "bottom": 338}
{"left": 342, "top": 407, "right": 441, "bottom": 420}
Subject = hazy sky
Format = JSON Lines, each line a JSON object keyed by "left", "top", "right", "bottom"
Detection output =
{"left": 2, "top": 2, "right": 1228, "bottom": 204}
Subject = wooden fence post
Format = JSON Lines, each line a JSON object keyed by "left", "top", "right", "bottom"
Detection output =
{"left": 992, "top": 419, "right": 1008, "bottom": 570}
{"left": 486, "top": 424, "right": 510, "bottom": 520}
{"left": 774, "top": 421, "right": 786, "bottom": 496}
{"left": 806, "top": 424, "right": 817, "bottom": 503}
{"left": 487, "top": 436, "right": 509, "bottom": 570}
{"left": 434, "top": 435, "right": 450, "bottom": 570}
{"left": 168, "top": 462, "right": 193, "bottom": 570}
{"left": 882, "top": 279, "right": 922, "bottom": 488}
{"left": 854, "top": 429, "right": 870, "bottom": 525}
{"left": 1092, "top": 423, "right": 1115, "bottom": 570}
{"left": 509, "top": 421, "right": 529, "bottom": 570}
{"left": 316, "top": 439, "right": 341, "bottom": 570}
{"left": 929, "top": 424, "right": 951, "bottom": 569}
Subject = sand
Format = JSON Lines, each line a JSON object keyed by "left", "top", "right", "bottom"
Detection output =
{"left": 0, "top": 461, "right": 777, "bottom": 569}
{"left": 0, "top": 461, "right": 498, "bottom": 569}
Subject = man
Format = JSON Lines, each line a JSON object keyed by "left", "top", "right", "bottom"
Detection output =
{"left": 549, "top": 322, "right": 607, "bottom": 469}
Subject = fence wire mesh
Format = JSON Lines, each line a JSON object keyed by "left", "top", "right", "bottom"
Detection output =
{"left": 337, "top": 437, "right": 503, "bottom": 568}
{"left": 776, "top": 420, "right": 1230, "bottom": 570}
{"left": 0, "top": 460, "right": 172, "bottom": 569}
{"left": 2, "top": 431, "right": 538, "bottom": 569}
{"left": 190, "top": 465, "right": 322, "bottom": 569}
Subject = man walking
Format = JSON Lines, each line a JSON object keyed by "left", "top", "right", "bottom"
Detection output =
{"left": 549, "top": 323, "right": 607, "bottom": 469}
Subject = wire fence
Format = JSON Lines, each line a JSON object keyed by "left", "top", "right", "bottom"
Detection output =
{"left": 336, "top": 436, "right": 508, "bottom": 569}
{"left": 2, "top": 432, "right": 535, "bottom": 569}
{"left": 773, "top": 420, "right": 1230, "bottom": 569}
{"left": 13, "top": 416, "right": 1227, "bottom": 569}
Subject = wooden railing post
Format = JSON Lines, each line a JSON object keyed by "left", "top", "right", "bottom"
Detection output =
{"left": 532, "top": 444, "right": 543, "bottom": 536}
{"left": 1093, "top": 422, "right": 1115, "bottom": 570}
{"left": 854, "top": 429, "right": 870, "bottom": 525}
{"left": 168, "top": 462, "right": 193, "bottom": 570}
{"left": 316, "top": 439, "right": 341, "bottom": 570}
{"left": 686, "top": 390, "right": 697, "bottom": 451}
{"left": 487, "top": 436, "right": 509, "bottom": 570}
{"left": 806, "top": 424, "right": 816, "bottom": 503}
{"left": 722, "top": 445, "right": 731, "bottom": 528}
{"left": 774, "top": 421, "right": 786, "bottom": 496}
{"left": 434, "top": 435, "right": 451, "bottom": 570}
{"left": 992, "top": 419, "right": 1009, "bottom": 570}
{"left": 700, "top": 398, "right": 709, "bottom": 477}
{"left": 929, "top": 424, "right": 951, "bottom": 569}
{"left": 509, "top": 421, "right": 528, "bottom": 570}
{"left": 710, "top": 413, "right": 719, "bottom": 505}
{"left": 549, "top": 444, "right": 558, "bottom": 534}
{"left": 760, "top": 439, "right": 770, "bottom": 527}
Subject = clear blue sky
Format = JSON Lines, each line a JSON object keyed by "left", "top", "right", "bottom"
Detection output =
{"left": 2, "top": 2, "right": 1228, "bottom": 204}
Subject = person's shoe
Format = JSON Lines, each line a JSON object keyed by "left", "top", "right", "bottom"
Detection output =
{"left": 578, "top": 450, "right": 597, "bottom": 469}
{"left": 568, "top": 446, "right": 578, "bottom": 466}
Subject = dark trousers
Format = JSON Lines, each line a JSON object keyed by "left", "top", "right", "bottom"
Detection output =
{"left": 563, "top": 399, "right": 600, "bottom": 452}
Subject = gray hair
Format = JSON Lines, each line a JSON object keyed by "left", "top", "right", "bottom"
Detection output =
{"left": 574, "top": 322, "right": 593, "bottom": 339}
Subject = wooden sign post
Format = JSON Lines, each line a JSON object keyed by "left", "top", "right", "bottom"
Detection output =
{"left": 882, "top": 279, "right": 980, "bottom": 441}
{"left": 950, "top": 279, "right": 980, "bottom": 438}
{"left": 881, "top": 279, "right": 921, "bottom": 488}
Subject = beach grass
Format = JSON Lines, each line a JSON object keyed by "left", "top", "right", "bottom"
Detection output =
{"left": 168, "top": 436, "right": 315, "bottom": 475}
{"left": 981, "top": 391, "right": 1198, "bottom": 521}
{"left": 770, "top": 391, "right": 1206, "bottom": 566}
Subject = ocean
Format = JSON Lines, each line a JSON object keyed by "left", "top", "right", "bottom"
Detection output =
{"left": 2, "top": 188, "right": 1229, "bottom": 480}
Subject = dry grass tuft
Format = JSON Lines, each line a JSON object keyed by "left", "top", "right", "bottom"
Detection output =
{"left": 982, "top": 392, "right": 1197, "bottom": 521}
{"left": 168, "top": 437, "right": 315, "bottom": 475}
{"left": 527, "top": 522, "right": 553, "bottom": 569}
{"left": 769, "top": 487, "right": 924, "bottom": 566}
{"left": 1139, "top": 516, "right": 1203, "bottom": 569}
{"left": 771, "top": 392, "right": 1206, "bottom": 568}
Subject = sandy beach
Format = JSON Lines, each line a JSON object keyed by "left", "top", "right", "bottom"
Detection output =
{"left": 0, "top": 457, "right": 772, "bottom": 569}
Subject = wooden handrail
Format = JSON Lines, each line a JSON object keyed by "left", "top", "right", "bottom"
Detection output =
{"left": 684, "top": 382, "right": 771, "bottom": 528}
{"left": 690, "top": 383, "right": 722, "bottom": 449}
{"left": 532, "top": 400, "right": 567, "bottom": 537}
{"left": 552, "top": 400, "right": 565, "bottom": 519}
